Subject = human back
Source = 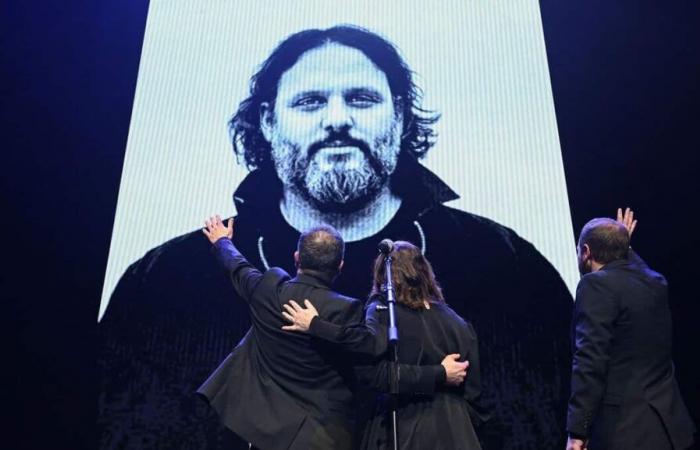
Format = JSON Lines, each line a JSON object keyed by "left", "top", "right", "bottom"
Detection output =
{"left": 249, "top": 270, "right": 363, "bottom": 413}
{"left": 198, "top": 221, "right": 363, "bottom": 450}
{"left": 567, "top": 210, "right": 695, "bottom": 450}
{"left": 360, "top": 240, "right": 484, "bottom": 450}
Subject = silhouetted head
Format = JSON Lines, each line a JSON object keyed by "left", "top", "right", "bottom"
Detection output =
{"left": 296, "top": 225, "right": 345, "bottom": 282}
{"left": 370, "top": 240, "right": 444, "bottom": 309}
{"left": 577, "top": 218, "right": 629, "bottom": 274}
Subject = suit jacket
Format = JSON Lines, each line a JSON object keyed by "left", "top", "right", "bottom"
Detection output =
{"left": 567, "top": 250, "right": 695, "bottom": 450}
{"left": 197, "top": 238, "right": 364, "bottom": 450}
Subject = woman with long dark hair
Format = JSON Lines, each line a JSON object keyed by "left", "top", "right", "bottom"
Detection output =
{"left": 356, "top": 240, "right": 486, "bottom": 450}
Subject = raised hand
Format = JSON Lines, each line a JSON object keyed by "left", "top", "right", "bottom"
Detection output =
{"left": 566, "top": 437, "right": 587, "bottom": 450}
{"left": 202, "top": 215, "right": 234, "bottom": 244}
{"left": 616, "top": 207, "right": 637, "bottom": 237}
{"left": 282, "top": 299, "right": 319, "bottom": 332}
{"left": 441, "top": 354, "right": 469, "bottom": 386}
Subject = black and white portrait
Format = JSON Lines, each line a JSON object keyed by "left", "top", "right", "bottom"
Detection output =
{"left": 99, "top": 2, "right": 577, "bottom": 449}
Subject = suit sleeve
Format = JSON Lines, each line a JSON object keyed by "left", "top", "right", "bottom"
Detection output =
{"left": 307, "top": 298, "right": 386, "bottom": 357}
{"left": 213, "top": 237, "right": 263, "bottom": 303}
{"left": 566, "top": 273, "right": 620, "bottom": 438}
{"left": 353, "top": 302, "right": 446, "bottom": 395}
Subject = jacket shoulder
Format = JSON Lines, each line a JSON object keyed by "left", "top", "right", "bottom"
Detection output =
{"left": 423, "top": 205, "right": 527, "bottom": 253}
{"left": 126, "top": 228, "right": 213, "bottom": 276}
{"left": 318, "top": 293, "right": 363, "bottom": 324}
{"left": 576, "top": 270, "right": 619, "bottom": 300}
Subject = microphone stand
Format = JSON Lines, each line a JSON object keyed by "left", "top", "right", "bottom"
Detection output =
{"left": 383, "top": 253, "right": 400, "bottom": 450}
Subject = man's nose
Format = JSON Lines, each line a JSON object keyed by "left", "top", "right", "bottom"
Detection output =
{"left": 321, "top": 96, "right": 354, "bottom": 131}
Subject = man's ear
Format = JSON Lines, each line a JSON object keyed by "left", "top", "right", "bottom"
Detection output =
{"left": 260, "top": 102, "right": 274, "bottom": 143}
{"left": 294, "top": 250, "right": 300, "bottom": 269}
{"left": 338, "top": 259, "right": 344, "bottom": 274}
{"left": 581, "top": 243, "right": 592, "bottom": 261}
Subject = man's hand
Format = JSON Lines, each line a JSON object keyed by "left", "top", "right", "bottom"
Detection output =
{"left": 441, "top": 354, "right": 469, "bottom": 386}
{"left": 566, "top": 437, "right": 587, "bottom": 450}
{"left": 281, "top": 299, "right": 319, "bottom": 332}
{"left": 616, "top": 207, "right": 637, "bottom": 238}
{"left": 203, "top": 215, "right": 233, "bottom": 244}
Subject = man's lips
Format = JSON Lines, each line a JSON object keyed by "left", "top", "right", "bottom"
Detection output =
{"left": 313, "top": 146, "right": 365, "bottom": 170}
{"left": 309, "top": 137, "right": 370, "bottom": 158}
{"left": 317, "top": 145, "right": 360, "bottom": 155}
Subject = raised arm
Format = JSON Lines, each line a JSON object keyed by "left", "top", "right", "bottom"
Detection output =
{"left": 203, "top": 215, "right": 263, "bottom": 302}
{"left": 615, "top": 206, "right": 652, "bottom": 270}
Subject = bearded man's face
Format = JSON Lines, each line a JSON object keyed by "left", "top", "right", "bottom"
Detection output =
{"left": 261, "top": 43, "right": 403, "bottom": 212}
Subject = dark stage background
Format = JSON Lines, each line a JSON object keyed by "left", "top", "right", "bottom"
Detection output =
{"left": 3, "top": 1, "right": 698, "bottom": 449}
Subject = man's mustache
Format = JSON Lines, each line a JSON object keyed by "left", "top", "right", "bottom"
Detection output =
{"left": 307, "top": 132, "right": 371, "bottom": 159}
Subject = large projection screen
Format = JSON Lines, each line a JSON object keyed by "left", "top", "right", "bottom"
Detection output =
{"left": 99, "top": 0, "right": 577, "bottom": 320}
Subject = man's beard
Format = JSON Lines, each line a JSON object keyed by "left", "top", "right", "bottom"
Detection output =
{"left": 270, "top": 125, "right": 401, "bottom": 212}
{"left": 578, "top": 256, "right": 591, "bottom": 275}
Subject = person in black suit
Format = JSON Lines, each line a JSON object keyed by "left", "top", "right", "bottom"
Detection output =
{"left": 197, "top": 216, "right": 469, "bottom": 450}
{"left": 566, "top": 209, "right": 696, "bottom": 450}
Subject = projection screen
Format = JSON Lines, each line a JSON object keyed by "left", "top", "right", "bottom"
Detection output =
{"left": 100, "top": 0, "right": 577, "bottom": 320}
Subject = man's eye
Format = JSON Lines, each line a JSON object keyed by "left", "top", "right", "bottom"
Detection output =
{"left": 346, "top": 94, "right": 380, "bottom": 108}
{"left": 293, "top": 96, "right": 326, "bottom": 110}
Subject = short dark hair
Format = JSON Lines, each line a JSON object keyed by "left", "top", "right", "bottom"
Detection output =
{"left": 229, "top": 24, "right": 439, "bottom": 170}
{"left": 578, "top": 218, "right": 630, "bottom": 264}
{"left": 297, "top": 225, "right": 345, "bottom": 280}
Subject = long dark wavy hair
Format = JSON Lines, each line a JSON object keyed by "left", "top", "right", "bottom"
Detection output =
{"left": 370, "top": 241, "right": 445, "bottom": 310}
{"left": 229, "top": 24, "right": 440, "bottom": 170}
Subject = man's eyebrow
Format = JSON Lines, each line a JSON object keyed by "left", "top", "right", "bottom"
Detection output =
{"left": 288, "top": 90, "right": 327, "bottom": 103}
{"left": 345, "top": 87, "right": 385, "bottom": 98}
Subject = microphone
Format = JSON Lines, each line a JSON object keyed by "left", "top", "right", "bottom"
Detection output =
{"left": 378, "top": 239, "right": 394, "bottom": 255}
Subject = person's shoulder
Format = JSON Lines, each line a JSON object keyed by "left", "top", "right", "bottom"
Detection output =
{"left": 105, "top": 227, "right": 232, "bottom": 319}
{"left": 429, "top": 302, "right": 479, "bottom": 338}
{"left": 624, "top": 251, "right": 667, "bottom": 286}
{"left": 299, "top": 282, "right": 361, "bottom": 307}
{"left": 432, "top": 301, "right": 470, "bottom": 325}
{"left": 576, "top": 270, "right": 617, "bottom": 298}
{"left": 266, "top": 266, "right": 291, "bottom": 276}
{"left": 424, "top": 205, "right": 524, "bottom": 248}
{"left": 121, "top": 228, "right": 212, "bottom": 278}
{"left": 313, "top": 291, "right": 363, "bottom": 322}
{"left": 579, "top": 269, "right": 612, "bottom": 285}
{"left": 326, "top": 291, "right": 362, "bottom": 309}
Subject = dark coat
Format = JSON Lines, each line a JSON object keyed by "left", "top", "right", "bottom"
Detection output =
{"left": 197, "top": 238, "right": 363, "bottom": 450}
{"left": 310, "top": 297, "right": 487, "bottom": 450}
{"left": 98, "top": 158, "right": 573, "bottom": 450}
{"left": 567, "top": 250, "right": 696, "bottom": 450}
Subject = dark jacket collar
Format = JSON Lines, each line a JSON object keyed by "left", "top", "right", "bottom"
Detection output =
{"left": 600, "top": 259, "right": 628, "bottom": 271}
{"left": 292, "top": 271, "right": 333, "bottom": 289}
{"left": 232, "top": 153, "right": 459, "bottom": 219}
